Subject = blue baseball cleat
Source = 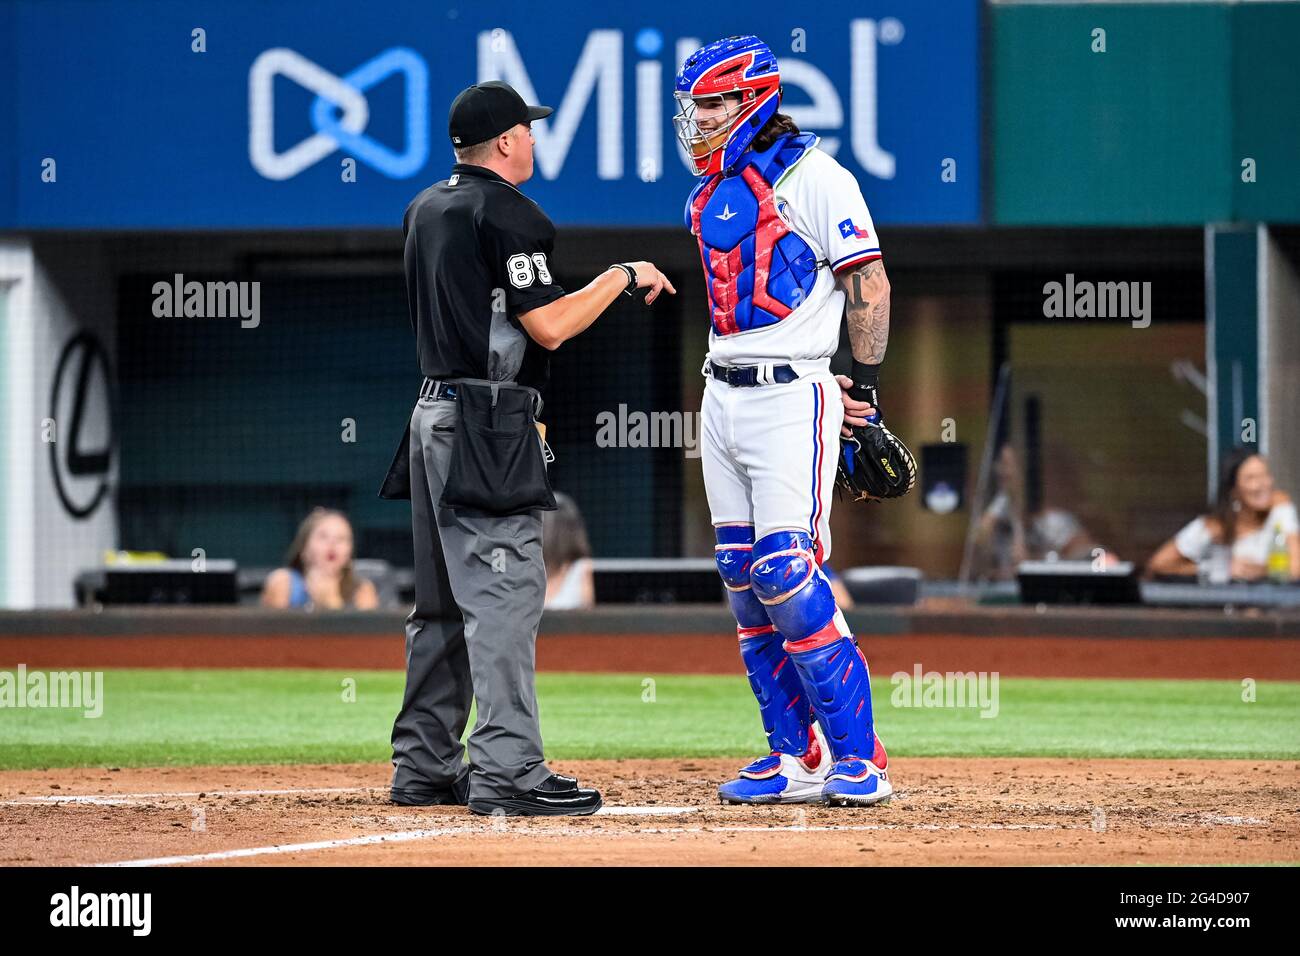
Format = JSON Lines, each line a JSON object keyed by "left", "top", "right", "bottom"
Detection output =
{"left": 821, "top": 735, "right": 893, "bottom": 806}
{"left": 718, "top": 723, "right": 830, "bottom": 805}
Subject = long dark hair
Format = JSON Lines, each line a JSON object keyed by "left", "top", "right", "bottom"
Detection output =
{"left": 750, "top": 111, "right": 801, "bottom": 153}
{"left": 285, "top": 508, "right": 360, "bottom": 604}
{"left": 1212, "top": 450, "right": 1262, "bottom": 544}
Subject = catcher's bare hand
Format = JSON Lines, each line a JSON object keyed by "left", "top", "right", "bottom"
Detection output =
{"left": 836, "top": 373, "right": 876, "bottom": 438}
{"left": 623, "top": 261, "right": 677, "bottom": 305}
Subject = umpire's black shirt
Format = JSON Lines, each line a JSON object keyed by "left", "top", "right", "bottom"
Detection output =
{"left": 403, "top": 163, "right": 565, "bottom": 390}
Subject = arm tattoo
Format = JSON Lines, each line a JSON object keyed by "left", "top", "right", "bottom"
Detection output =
{"left": 843, "top": 259, "right": 890, "bottom": 365}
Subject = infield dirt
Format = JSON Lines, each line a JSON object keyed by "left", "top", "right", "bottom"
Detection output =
{"left": 1, "top": 757, "right": 1295, "bottom": 866}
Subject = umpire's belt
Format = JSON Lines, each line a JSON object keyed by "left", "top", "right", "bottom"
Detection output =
{"left": 707, "top": 361, "right": 798, "bottom": 387}
{"left": 419, "top": 377, "right": 458, "bottom": 402}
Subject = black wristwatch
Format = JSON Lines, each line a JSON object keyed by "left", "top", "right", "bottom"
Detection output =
{"left": 609, "top": 263, "right": 638, "bottom": 297}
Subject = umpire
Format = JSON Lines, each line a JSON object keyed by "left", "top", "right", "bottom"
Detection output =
{"left": 388, "top": 80, "right": 675, "bottom": 816}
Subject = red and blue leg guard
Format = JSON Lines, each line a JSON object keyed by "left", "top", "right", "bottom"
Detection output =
{"left": 715, "top": 525, "right": 810, "bottom": 757}
{"left": 750, "top": 529, "right": 877, "bottom": 763}
{"left": 784, "top": 631, "right": 876, "bottom": 763}
{"left": 802, "top": 634, "right": 891, "bottom": 804}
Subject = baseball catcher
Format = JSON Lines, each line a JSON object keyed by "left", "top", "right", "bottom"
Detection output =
{"left": 675, "top": 35, "right": 900, "bottom": 806}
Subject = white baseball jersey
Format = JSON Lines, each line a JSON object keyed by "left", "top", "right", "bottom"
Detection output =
{"left": 705, "top": 140, "right": 882, "bottom": 367}
{"left": 690, "top": 136, "right": 883, "bottom": 566}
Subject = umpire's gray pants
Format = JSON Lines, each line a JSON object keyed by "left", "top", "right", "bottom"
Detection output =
{"left": 390, "top": 395, "right": 553, "bottom": 800}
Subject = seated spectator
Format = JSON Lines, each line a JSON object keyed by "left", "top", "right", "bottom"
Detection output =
{"left": 544, "top": 492, "right": 595, "bottom": 609}
{"left": 1027, "top": 507, "right": 1112, "bottom": 564}
{"left": 262, "top": 508, "right": 379, "bottom": 610}
{"left": 973, "top": 444, "right": 1116, "bottom": 580}
{"left": 1147, "top": 451, "right": 1299, "bottom": 582}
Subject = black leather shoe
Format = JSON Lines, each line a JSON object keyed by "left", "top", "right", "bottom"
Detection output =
{"left": 540, "top": 773, "right": 579, "bottom": 792}
{"left": 390, "top": 775, "right": 469, "bottom": 807}
{"left": 468, "top": 774, "right": 603, "bottom": 817}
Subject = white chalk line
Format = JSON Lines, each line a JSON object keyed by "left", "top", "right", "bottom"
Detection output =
{"left": 1, "top": 786, "right": 382, "bottom": 806}
{"left": 7, "top": 788, "right": 1274, "bottom": 831}
{"left": 10, "top": 788, "right": 1278, "bottom": 867}
{"left": 595, "top": 805, "right": 699, "bottom": 816}
{"left": 99, "top": 807, "right": 1284, "bottom": 869}
{"left": 95, "top": 820, "right": 1092, "bottom": 867}
{"left": 1199, "top": 813, "right": 1268, "bottom": 826}
{"left": 1, "top": 787, "right": 705, "bottom": 819}
{"left": 94, "top": 829, "right": 468, "bottom": 867}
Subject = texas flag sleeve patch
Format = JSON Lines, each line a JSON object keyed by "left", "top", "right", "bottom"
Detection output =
{"left": 838, "top": 218, "right": 870, "bottom": 240}
{"left": 810, "top": 160, "right": 883, "bottom": 275}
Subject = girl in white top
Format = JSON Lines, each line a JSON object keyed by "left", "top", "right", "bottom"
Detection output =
{"left": 1147, "top": 452, "right": 1299, "bottom": 581}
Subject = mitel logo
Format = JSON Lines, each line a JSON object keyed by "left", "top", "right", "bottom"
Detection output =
{"left": 479, "top": 19, "right": 900, "bottom": 182}
{"left": 249, "top": 47, "right": 429, "bottom": 180}
{"left": 247, "top": 21, "right": 902, "bottom": 185}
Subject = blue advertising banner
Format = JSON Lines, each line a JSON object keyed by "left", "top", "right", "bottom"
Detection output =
{"left": 1, "top": 0, "right": 979, "bottom": 228}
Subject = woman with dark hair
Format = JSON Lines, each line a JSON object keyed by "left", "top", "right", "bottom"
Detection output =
{"left": 1147, "top": 451, "right": 1299, "bottom": 581}
{"left": 261, "top": 508, "right": 379, "bottom": 609}
{"left": 542, "top": 492, "right": 594, "bottom": 609}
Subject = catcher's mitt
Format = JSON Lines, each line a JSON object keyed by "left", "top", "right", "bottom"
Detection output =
{"left": 836, "top": 420, "right": 917, "bottom": 502}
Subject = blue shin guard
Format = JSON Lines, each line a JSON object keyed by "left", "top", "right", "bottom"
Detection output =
{"left": 789, "top": 635, "right": 891, "bottom": 804}
{"left": 715, "top": 526, "right": 826, "bottom": 803}
{"left": 786, "top": 634, "right": 875, "bottom": 760}
{"left": 751, "top": 530, "right": 891, "bottom": 805}
{"left": 715, "top": 526, "right": 809, "bottom": 756}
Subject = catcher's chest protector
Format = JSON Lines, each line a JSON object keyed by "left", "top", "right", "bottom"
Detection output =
{"left": 686, "top": 133, "right": 821, "bottom": 337}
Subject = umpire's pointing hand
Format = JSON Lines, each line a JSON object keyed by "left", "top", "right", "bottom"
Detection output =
{"left": 624, "top": 261, "right": 677, "bottom": 305}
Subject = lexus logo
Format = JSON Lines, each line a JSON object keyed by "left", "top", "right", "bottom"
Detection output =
{"left": 49, "top": 332, "right": 114, "bottom": 519}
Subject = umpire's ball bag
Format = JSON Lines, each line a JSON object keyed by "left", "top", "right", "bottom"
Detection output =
{"left": 439, "top": 380, "right": 558, "bottom": 516}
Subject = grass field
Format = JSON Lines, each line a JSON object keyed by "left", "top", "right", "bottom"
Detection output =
{"left": 2, "top": 670, "right": 1298, "bottom": 770}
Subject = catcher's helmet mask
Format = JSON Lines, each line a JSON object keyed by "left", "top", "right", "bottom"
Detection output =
{"left": 673, "top": 36, "right": 783, "bottom": 176}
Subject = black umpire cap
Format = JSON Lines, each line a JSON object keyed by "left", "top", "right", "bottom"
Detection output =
{"left": 448, "top": 80, "right": 553, "bottom": 146}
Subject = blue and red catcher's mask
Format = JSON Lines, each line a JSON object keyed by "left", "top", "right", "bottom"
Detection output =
{"left": 673, "top": 35, "right": 782, "bottom": 177}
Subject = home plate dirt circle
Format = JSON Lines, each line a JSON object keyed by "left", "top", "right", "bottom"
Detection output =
{"left": 1, "top": 757, "right": 1296, "bottom": 866}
